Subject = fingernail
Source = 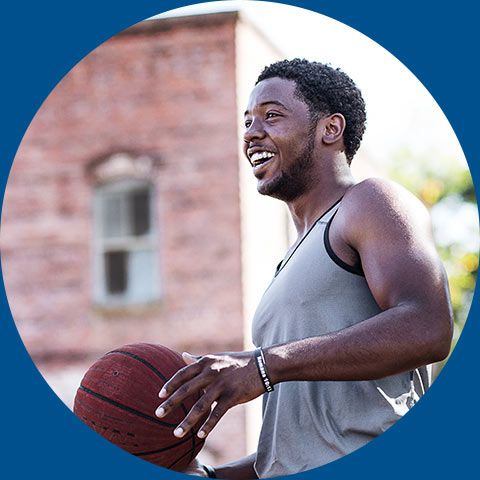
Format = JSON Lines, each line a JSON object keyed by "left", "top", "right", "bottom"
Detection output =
{"left": 159, "top": 388, "right": 167, "bottom": 398}
{"left": 173, "top": 427, "right": 184, "bottom": 438}
{"left": 198, "top": 430, "right": 206, "bottom": 439}
{"left": 155, "top": 407, "right": 165, "bottom": 418}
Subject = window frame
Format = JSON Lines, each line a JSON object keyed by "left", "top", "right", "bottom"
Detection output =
{"left": 92, "top": 177, "right": 161, "bottom": 307}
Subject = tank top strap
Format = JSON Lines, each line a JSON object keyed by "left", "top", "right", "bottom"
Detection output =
{"left": 316, "top": 198, "right": 342, "bottom": 226}
{"left": 322, "top": 199, "right": 364, "bottom": 277}
{"left": 274, "top": 197, "right": 344, "bottom": 277}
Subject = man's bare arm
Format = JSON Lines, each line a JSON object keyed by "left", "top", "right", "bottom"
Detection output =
{"left": 266, "top": 178, "right": 453, "bottom": 382}
{"left": 156, "top": 178, "right": 453, "bottom": 438}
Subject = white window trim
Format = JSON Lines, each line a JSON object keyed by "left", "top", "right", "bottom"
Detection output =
{"left": 92, "top": 178, "right": 161, "bottom": 307}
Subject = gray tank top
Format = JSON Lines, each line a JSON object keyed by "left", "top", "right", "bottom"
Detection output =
{"left": 252, "top": 200, "right": 430, "bottom": 478}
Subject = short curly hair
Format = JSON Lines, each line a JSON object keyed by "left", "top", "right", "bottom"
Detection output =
{"left": 256, "top": 59, "right": 367, "bottom": 164}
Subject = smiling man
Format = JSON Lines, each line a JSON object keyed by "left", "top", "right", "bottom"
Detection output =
{"left": 155, "top": 59, "right": 453, "bottom": 478}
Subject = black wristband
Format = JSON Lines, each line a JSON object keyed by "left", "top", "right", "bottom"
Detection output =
{"left": 202, "top": 464, "right": 217, "bottom": 478}
{"left": 254, "top": 347, "right": 274, "bottom": 392}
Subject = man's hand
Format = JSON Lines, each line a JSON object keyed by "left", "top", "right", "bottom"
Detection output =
{"left": 155, "top": 350, "right": 265, "bottom": 439}
{"left": 181, "top": 458, "right": 209, "bottom": 477}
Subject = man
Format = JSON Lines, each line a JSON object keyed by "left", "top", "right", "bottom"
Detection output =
{"left": 155, "top": 59, "right": 453, "bottom": 478}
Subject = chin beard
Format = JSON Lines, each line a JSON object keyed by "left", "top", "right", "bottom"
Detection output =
{"left": 257, "top": 170, "right": 307, "bottom": 201}
{"left": 258, "top": 127, "right": 316, "bottom": 201}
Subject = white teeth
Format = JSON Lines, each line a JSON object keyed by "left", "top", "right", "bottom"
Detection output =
{"left": 251, "top": 151, "right": 275, "bottom": 164}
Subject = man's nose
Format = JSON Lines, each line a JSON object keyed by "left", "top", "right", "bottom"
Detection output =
{"left": 243, "top": 118, "right": 266, "bottom": 144}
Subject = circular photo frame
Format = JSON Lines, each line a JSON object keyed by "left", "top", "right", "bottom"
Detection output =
{"left": 1, "top": 1, "right": 477, "bottom": 479}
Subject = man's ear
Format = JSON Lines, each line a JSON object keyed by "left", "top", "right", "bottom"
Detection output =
{"left": 321, "top": 113, "right": 346, "bottom": 145}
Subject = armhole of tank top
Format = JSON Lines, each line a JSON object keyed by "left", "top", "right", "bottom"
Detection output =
{"left": 323, "top": 211, "right": 365, "bottom": 276}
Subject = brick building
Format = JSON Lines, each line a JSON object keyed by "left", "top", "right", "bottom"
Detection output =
{"left": 0, "top": 11, "right": 291, "bottom": 466}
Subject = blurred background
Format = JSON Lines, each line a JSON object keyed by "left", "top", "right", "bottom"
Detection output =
{"left": 1, "top": 0, "right": 477, "bottom": 469}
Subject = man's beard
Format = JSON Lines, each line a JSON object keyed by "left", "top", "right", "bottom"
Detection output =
{"left": 258, "top": 125, "right": 316, "bottom": 202}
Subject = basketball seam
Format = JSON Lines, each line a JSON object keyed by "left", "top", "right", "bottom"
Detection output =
{"left": 106, "top": 350, "right": 190, "bottom": 416}
{"left": 107, "top": 350, "right": 169, "bottom": 382}
{"left": 134, "top": 436, "right": 205, "bottom": 457}
{"left": 78, "top": 385, "right": 178, "bottom": 428}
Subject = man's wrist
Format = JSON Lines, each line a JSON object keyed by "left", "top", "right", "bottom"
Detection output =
{"left": 254, "top": 347, "right": 274, "bottom": 392}
{"left": 202, "top": 464, "right": 217, "bottom": 478}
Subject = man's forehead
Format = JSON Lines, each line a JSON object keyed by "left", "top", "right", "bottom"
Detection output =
{"left": 245, "top": 77, "right": 298, "bottom": 113}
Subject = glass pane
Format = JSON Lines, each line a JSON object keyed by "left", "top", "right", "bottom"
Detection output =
{"left": 130, "top": 189, "right": 150, "bottom": 236}
{"left": 127, "top": 250, "right": 156, "bottom": 301}
{"left": 104, "top": 250, "right": 127, "bottom": 294}
{"left": 102, "top": 193, "right": 126, "bottom": 238}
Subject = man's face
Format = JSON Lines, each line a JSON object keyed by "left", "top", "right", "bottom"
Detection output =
{"left": 243, "top": 77, "right": 318, "bottom": 201}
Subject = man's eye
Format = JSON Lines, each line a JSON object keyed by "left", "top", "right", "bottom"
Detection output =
{"left": 245, "top": 120, "right": 252, "bottom": 128}
{"left": 266, "top": 112, "right": 279, "bottom": 119}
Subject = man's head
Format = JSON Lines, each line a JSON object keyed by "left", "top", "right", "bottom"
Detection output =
{"left": 243, "top": 76, "right": 320, "bottom": 200}
{"left": 256, "top": 58, "right": 366, "bottom": 165}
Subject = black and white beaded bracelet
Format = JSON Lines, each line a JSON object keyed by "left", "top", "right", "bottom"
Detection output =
{"left": 254, "top": 347, "right": 274, "bottom": 393}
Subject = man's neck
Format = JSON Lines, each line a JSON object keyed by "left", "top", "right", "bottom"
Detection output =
{"left": 286, "top": 163, "right": 356, "bottom": 239}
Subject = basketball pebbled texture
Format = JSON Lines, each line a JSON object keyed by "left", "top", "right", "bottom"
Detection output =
{"left": 74, "top": 343, "right": 208, "bottom": 471}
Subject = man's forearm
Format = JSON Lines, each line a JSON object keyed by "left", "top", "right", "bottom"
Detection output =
{"left": 264, "top": 302, "right": 451, "bottom": 384}
{"left": 214, "top": 453, "right": 258, "bottom": 480}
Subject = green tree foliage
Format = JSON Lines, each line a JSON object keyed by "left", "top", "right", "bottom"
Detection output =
{"left": 387, "top": 148, "right": 478, "bottom": 367}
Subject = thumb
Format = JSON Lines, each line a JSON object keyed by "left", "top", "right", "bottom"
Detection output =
{"left": 182, "top": 351, "right": 201, "bottom": 365}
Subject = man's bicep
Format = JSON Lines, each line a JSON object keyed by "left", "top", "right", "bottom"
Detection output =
{"left": 346, "top": 179, "right": 446, "bottom": 311}
{"left": 360, "top": 229, "right": 445, "bottom": 311}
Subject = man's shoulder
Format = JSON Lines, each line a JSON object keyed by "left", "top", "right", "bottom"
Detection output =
{"left": 338, "top": 177, "right": 430, "bottom": 236}
{"left": 345, "top": 177, "right": 412, "bottom": 201}
{"left": 342, "top": 177, "right": 426, "bottom": 214}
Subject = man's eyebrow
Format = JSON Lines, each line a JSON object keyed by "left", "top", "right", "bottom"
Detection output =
{"left": 244, "top": 100, "right": 290, "bottom": 117}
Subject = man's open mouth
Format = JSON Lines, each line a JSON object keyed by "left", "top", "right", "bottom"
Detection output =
{"left": 250, "top": 151, "right": 275, "bottom": 167}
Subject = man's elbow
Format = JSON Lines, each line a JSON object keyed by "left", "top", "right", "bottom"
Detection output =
{"left": 427, "top": 309, "right": 454, "bottom": 364}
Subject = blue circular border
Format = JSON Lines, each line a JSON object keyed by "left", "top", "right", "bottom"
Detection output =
{"left": 1, "top": 1, "right": 477, "bottom": 478}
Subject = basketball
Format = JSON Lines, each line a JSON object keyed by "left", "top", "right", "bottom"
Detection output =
{"left": 73, "top": 343, "right": 208, "bottom": 471}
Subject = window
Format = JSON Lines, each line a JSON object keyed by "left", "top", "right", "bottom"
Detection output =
{"left": 93, "top": 179, "right": 160, "bottom": 306}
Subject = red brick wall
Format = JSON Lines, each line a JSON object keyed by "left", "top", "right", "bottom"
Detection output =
{"left": 1, "top": 13, "right": 247, "bottom": 464}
